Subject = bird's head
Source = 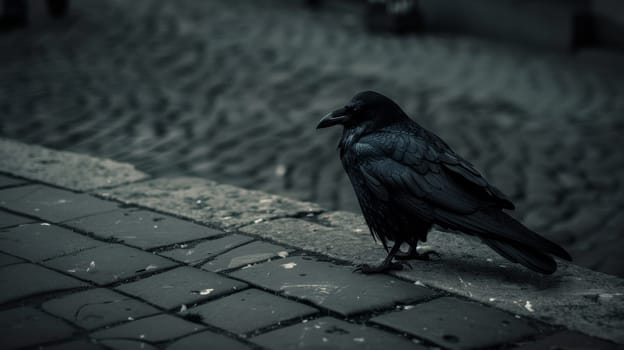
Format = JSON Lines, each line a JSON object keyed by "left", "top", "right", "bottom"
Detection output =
{"left": 316, "top": 91, "right": 408, "bottom": 131}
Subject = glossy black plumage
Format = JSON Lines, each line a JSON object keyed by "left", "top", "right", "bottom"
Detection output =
{"left": 317, "top": 91, "right": 571, "bottom": 274}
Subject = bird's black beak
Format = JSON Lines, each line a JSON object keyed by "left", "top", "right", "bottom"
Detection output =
{"left": 317, "top": 106, "right": 349, "bottom": 129}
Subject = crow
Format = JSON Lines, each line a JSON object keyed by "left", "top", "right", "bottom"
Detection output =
{"left": 317, "top": 91, "right": 571, "bottom": 274}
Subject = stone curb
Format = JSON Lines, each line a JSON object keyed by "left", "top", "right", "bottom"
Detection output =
{"left": 0, "top": 138, "right": 148, "bottom": 190}
{"left": 2, "top": 138, "right": 623, "bottom": 345}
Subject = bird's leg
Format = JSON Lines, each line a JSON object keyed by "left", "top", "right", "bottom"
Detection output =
{"left": 354, "top": 241, "right": 410, "bottom": 274}
{"left": 394, "top": 243, "right": 441, "bottom": 261}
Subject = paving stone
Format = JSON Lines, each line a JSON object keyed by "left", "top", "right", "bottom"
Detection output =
{"left": 39, "top": 339, "right": 106, "bottom": 350}
{"left": 251, "top": 316, "right": 426, "bottom": 350}
{"left": 190, "top": 288, "right": 317, "bottom": 335}
{"left": 237, "top": 217, "right": 387, "bottom": 266}
{"left": 65, "top": 208, "right": 222, "bottom": 249}
{"left": 0, "top": 210, "right": 35, "bottom": 228}
{"left": 0, "top": 139, "right": 148, "bottom": 191}
{"left": 371, "top": 296, "right": 541, "bottom": 349}
{"left": 98, "top": 340, "right": 158, "bottom": 350}
{"left": 0, "top": 184, "right": 119, "bottom": 222}
{"left": 201, "top": 240, "right": 293, "bottom": 272}
{"left": 159, "top": 234, "right": 253, "bottom": 264}
{"left": 0, "top": 251, "right": 23, "bottom": 267}
{"left": 166, "top": 330, "right": 253, "bottom": 350}
{"left": 0, "top": 263, "right": 87, "bottom": 303}
{"left": 116, "top": 266, "right": 247, "bottom": 310}
{"left": 44, "top": 244, "right": 178, "bottom": 285}
{"left": 513, "top": 330, "right": 622, "bottom": 350}
{"left": 42, "top": 288, "right": 160, "bottom": 330}
{"left": 230, "top": 256, "right": 435, "bottom": 316}
{"left": 0, "top": 306, "right": 76, "bottom": 349}
{"left": 101, "top": 177, "right": 322, "bottom": 230}
{"left": 0, "top": 223, "right": 105, "bottom": 262}
{"left": 0, "top": 174, "right": 27, "bottom": 188}
{"left": 90, "top": 314, "right": 204, "bottom": 343}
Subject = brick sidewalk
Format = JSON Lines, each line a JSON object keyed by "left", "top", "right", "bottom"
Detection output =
{"left": 0, "top": 179, "right": 620, "bottom": 348}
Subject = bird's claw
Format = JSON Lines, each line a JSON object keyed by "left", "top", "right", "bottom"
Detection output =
{"left": 353, "top": 261, "right": 410, "bottom": 274}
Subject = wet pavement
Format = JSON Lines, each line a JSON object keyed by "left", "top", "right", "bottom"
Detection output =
{"left": 0, "top": 174, "right": 619, "bottom": 350}
{"left": 0, "top": 0, "right": 623, "bottom": 276}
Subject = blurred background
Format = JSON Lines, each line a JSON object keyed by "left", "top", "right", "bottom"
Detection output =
{"left": 0, "top": 0, "right": 622, "bottom": 276}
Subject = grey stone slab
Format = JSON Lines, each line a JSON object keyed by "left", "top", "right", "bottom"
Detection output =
{"left": 201, "top": 241, "right": 293, "bottom": 272}
{"left": 39, "top": 339, "right": 106, "bottom": 350}
{"left": 371, "top": 297, "right": 540, "bottom": 349}
{"left": 90, "top": 314, "right": 204, "bottom": 343}
{"left": 0, "top": 306, "right": 76, "bottom": 348}
{"left": 0, "top": 210, "right": 35, "bottom": 228}
{"left": 0, "top": 138, "right": 148, "bottom": 191}
{"left": 390, "top": 230, "right": 624, "bottom": 344}
{"left": 0, "top": 184, "right": 119, "bottom": 222}
{"left": 230, "top": 256, "right": 435, "bottom": 316}
{"left": 318, "top": 211, "right": 369, "bottom": 232}
{"left": 65, "top": 208, "right": 222, "bottom": 249}
{"left": 42, "top": 288, "right": 160, "bottom": 330}
{"left": 98, "top": 340, "right": 158, "bottom": 350}
{"left": 0, "top": 263, "right": 87, "bottom": 303}
{"left": 116, "top": 266, "right": 247, "bottom": 310}
{"left": 0, "top": 174, "right": 27, "bottom": 188}
{"left": 190, "top": 288, "right": 318, "bottom": 335}
{"left": 99, "top": 177, "right": 322, "bottom": 230}
{"left": 514, "top": 331, "right": 623, "bottom": 350}
{"left": 167, "top": 330, "right": 253, "bottom": 350}
{"left": 238, "top": 217, "right": 386, "bottom": 266}
{"left": 248, "top": 210, "right": 624, "bottom": 345}
{"left": 44, "top": 244, "right": 178, "bottom": 285}
{"left": 251, "top": 316, "right": 426, "bottom": 350}
{"left": 0, "top": 251, "right": 23, "bottom": 267}
{"left": 0, "top": 223, "right": 105, "bottom": 262}
{"left": 160, "top": 234, "right": 253, "bottom": 264}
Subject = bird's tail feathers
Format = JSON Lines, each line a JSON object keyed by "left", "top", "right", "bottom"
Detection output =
{"left": 439, "top": 208, "right": 571, "bottom": 262}
{"left": 481, "top": 238, "right": 557, "bottom": 274}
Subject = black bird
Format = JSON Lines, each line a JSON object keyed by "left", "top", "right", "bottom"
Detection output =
{"left": 317, "top": 91, "right": 571, "bottom": 274}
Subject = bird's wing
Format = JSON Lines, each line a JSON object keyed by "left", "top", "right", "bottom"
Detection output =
{"left": 354, "top": 131, "right": 511, "bottom": 215}
{"left": 429, "top": 133, "right": 515, "bottom": 210}
{"left": 353, "top": 131, "right": 571, "bottom": 265}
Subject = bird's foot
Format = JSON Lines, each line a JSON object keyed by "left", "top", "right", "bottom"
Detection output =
{"left": 353, "top": 261, "right": 411, "bottom": 274}
{"left": 394, "top": 249, "right": 441, "bottom": 261}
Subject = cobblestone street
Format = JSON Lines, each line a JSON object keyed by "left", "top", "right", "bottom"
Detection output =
{"left": 1, "top": 0, "right": 623, "bottom": 276}
{"left": 1, "top": 171, "right": 621, "bottom": 349}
